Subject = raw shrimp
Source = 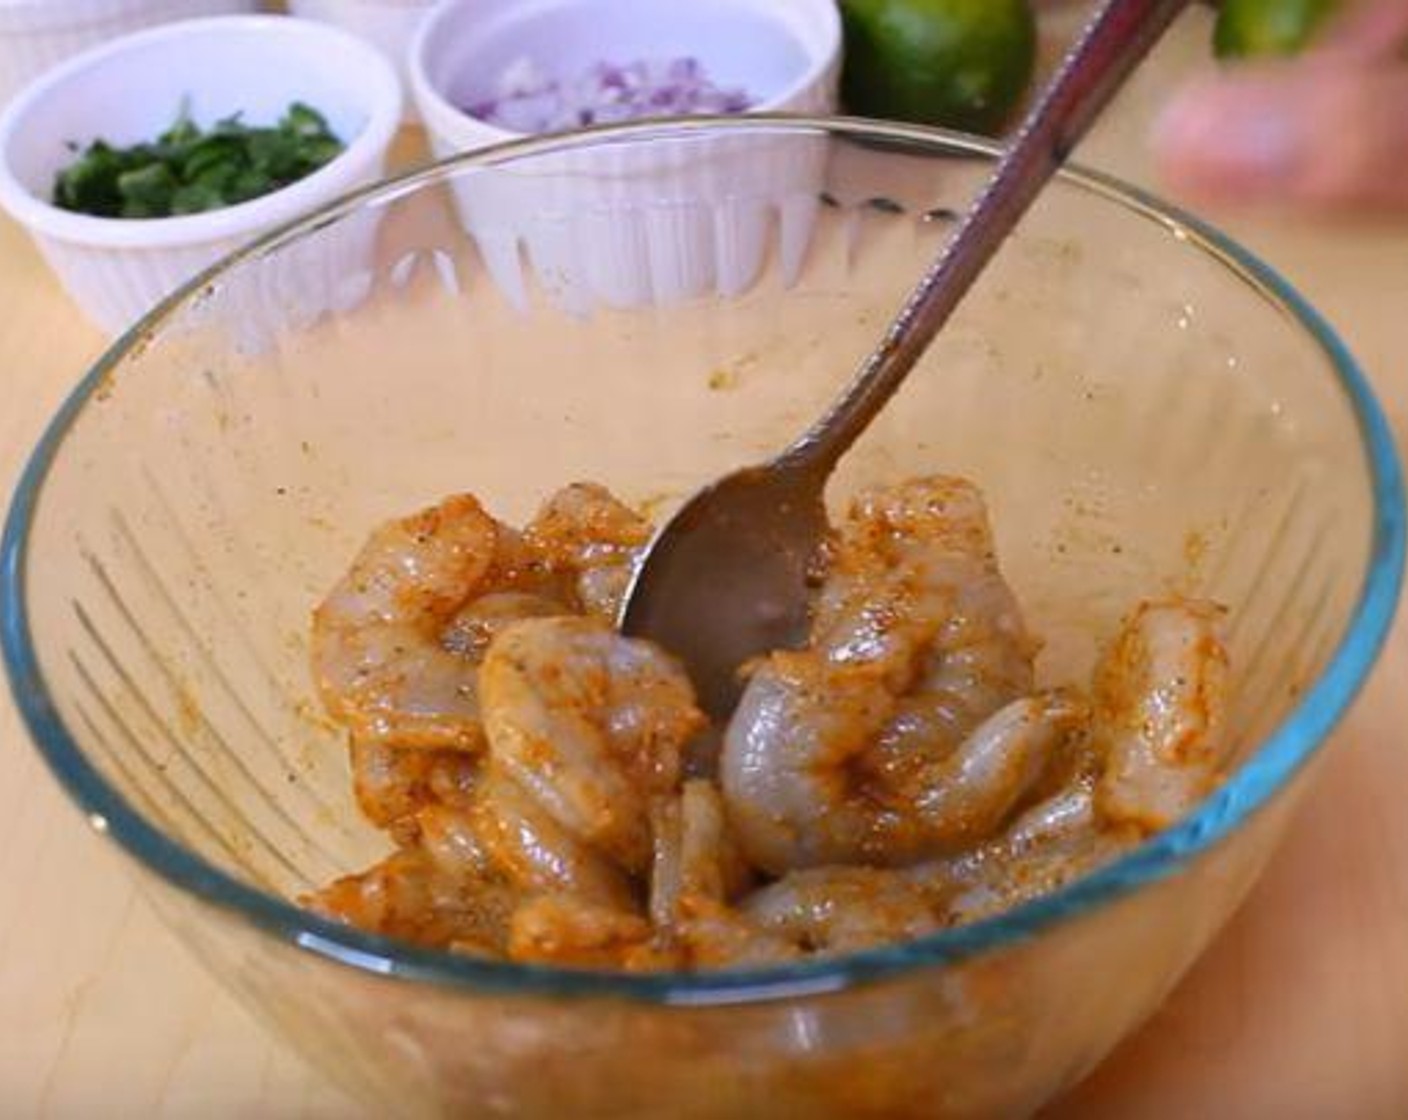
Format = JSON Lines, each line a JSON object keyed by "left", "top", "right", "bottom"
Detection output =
{"left": 1006, "top": 779, "right": 1098, "bottom": 851}
{"left": 726, "top": 677, "right": 1086, "bottom": 874}
{"left": 307, "top": 478, "right": 1238, "bottom": 972}
{"left": 1093, "top": 599, "right": 1230, "bottom": 832}
{"left": 415, "top": 802, "right": 494, "bottom": 880}
{"left": 480, "top": 616, "right": 706, "bottom": 877}
{"left": 650, "top": 779, "right": 751, "bottom": 928}
{"left": 507, "top": 894, "right": 675, "bottom": 970}
{"left": 525, "top": 483, "right": 652, "bottom": 621}
{"left": 811, "top": 477, "right": 1037, "bottom": 708}
{"left": 639, "top": 864, "right": 936, "bottom": 969}
{"left": 667, "top": 908, "right": 802, "bottom": 968}
{"left": 468, "top": 767, "right": 636, "bottom": 909}
{"left": 639, "top": 780, "right": 814, "bottom": 968}
{"left": 722, "top": 476, "right": 1054, "bottom": 873}
{"left": 305, "top": 846, "right": 518, "bottom": 952}
{"left": 349, "top": 739, "right": 478, "bottom": 837}
{"left": 499, "top": 778, "right": 759, "bottom": 972}
{"left": 939, "top": 827, "right": 1128, "bottom": 927}
{"left": 441, "top": 591, "right": 569, "bottom": 662}
{"left": 912, "top": 599, "right": 1232, "bottom": 926}
{"left": 311, "top": 486, "right": 642, "bottom": 753}
{"left": 904, "top": 767, "right": 1107, "bottom": 927}
{"left": 742, "top": 866, "right": 944, "bottom": 956}
{"left": 311, "top": 495, "right": 502, "bottom": 751}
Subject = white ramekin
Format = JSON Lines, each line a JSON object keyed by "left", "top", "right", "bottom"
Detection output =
{"left": 408, "top": 0, "right": 841, "bottom": 312}
{"left": 287, "top": 0, "right": 434, "bottom": 122}
{"left": 0, "top": 14, "right": 403, "bottom": 336}
{"left": 0, "top": 0, "right": 261, "bottom": 108}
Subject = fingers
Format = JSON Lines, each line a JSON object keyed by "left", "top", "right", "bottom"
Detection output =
{"left": 1153, "top": 62, "right": 1408, "bottom": 210}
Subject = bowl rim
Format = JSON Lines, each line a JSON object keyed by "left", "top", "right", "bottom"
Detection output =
{"left": 2, "top": 115, "right": 1403, "bottom": 1006}
{"left": 0, "top": 14, "right": 403, "bottom": 248}
{"left": 407, "top": 0, "right": 841, "bottom": 145}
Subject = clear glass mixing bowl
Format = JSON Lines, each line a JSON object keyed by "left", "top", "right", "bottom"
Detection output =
{"left": 3, "top": 119, "right": 1403, "bottom": 1118}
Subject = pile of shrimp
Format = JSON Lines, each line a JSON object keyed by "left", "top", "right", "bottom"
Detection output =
{"left": 305, "top": 476, "right": 1230, "bottom": 969}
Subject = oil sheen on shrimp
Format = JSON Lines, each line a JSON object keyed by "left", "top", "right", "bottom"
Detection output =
{"left": 919, "top": 774, "right": 1113, "bottom": 927}
{"left": 349, "top": 738, "right": 477, "bottom": 837}
{"left": 650, "top": 779, "right": 751, "bottom": 928}
{"left": 308, "top": 477, "right": 1238, "bottom": 973}
{"left": 311, "top": 494, "right": 504, "bottom": 751}
{"left": 480, "top": 616, "right": 706, "bottom": 878}
{"left": 311, "top": 485, "right": 648, "bottom": 755}
{"left": 1093, "top": 599, "right": 1230, "bottom": 831}
{"left": 722, "top": 477, "right": 1058, "bottom": 874}
{"left": 305, "top": 845, "right": 518, "bottom": 953}
{"left": 525, "top": 482, "right": 652, "bottom": 621}
{"left": 742, "top": 866, "right": 943, "bottom": 956}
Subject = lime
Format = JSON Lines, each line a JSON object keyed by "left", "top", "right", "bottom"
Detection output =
{"left": 1214, "top": 0, "right": 1341, "bottom": 58}
{"left": 839, "top": 0, "right": 1037, "bottom": 135}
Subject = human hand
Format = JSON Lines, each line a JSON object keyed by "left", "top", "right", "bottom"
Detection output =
{"left": 1154, "top": 0, "right": 1408, "bottom": 210}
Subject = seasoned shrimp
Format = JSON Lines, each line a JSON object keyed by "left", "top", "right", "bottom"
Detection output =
{"left": 811, "top": 477, "right": 1037, "bottom": 707}
{"left": 650, "top": 779, "right": 751, "bottom": 929}
{"left": 481, "top": 616, "right": 706, "bottom": 876}
{"left": 507, "top": 894, "right": 676, "bottom": 970}
{"left": 526, "top": 483, "right": 652, "bottom": 621}
{"left": 305, "top": 846, "right": 517, "bottom": 952}
{"left": 940, "top": 828, "right": 1127, "bottom": 927}
{"left": 722, "top": 476, "right": 1052, "bottom": 873}
{"left": 1093, "top": 599, "right": 1230, "bottom": 832}
{"left": 1006, "top": 778, "right": 1098, "bottom": 851}
{"left": 307, "top": 478, "right": 1239, "bottom": 972}
{"left": 726, "top": 675, "right": 1086, "bottom": 874}
{"left": 312, "top": 495, "right": 502, "bottom": 751}
{"left": 349, "top": 739, "right": 477, "bottom": 837}
{"left": 669, "top": 908, "right": 802, "bottom": 968}
{"left": 913, "top": 769, "right": 1102, "bottom": 925}
{"left": 312, "top": 486, "right": 643, "bottom": 753}
{"left": 742, "top": 866, "right": 943, "bottom": 956}
{"left": 415, "top": 801, "right": 494, "bottom": 879}
{"left": 927, "top": 740, "right": 1141, "bottom": 928}
{"left": 441, "top": 591, "right": 568, "bottom": 662}
{"left": 469, "top": 767, "right": 636, "bottom": 909}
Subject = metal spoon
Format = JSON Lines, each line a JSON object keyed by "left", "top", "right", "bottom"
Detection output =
{"left": 620, "top": 0, "right": 1190, "bottom": 722}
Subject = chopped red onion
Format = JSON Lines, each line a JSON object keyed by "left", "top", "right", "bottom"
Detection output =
{"left": 466, "top": 56, "right": 753, "bottom": 133}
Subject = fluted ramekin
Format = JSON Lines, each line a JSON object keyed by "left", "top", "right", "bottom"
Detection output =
{"left": 0, "top": 14, "right": 402, "bottom": 336}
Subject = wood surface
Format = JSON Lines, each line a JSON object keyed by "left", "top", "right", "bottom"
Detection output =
{"left": 1, "top": 10, "right": 1405, "bottom": 1117}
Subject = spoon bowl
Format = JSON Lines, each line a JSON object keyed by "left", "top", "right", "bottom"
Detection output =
{"left": 621, "top": 461, "right": 827, "bottom": 720}
{"left": 620, "top": 0, "right": 1190, "bottom": 717}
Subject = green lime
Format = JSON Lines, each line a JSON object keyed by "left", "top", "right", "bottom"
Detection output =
{"left": 1214, "top": 0, "right": 1340, "bottom": 58}
{"left": 839, "top": 0, "right": 1037, "bottom": 135}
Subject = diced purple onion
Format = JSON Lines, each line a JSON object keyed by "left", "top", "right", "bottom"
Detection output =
{"left": 466, "top": 56, "right": 754, "bottom": 133}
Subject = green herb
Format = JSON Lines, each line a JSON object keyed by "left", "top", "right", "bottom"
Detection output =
{"left": 53, "top": 102, "right": 345, "bottom": 219}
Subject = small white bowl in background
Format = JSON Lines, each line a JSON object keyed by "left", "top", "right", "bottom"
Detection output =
{"left": 408, "top": 0, "right": 841, "bottom": 312}
{"left": 0, "top": 0, "right": 260, "bottom": 108}
{"left": 0, "top": 15, "right": 403, "bottom": 336}
{"left": 287, "top": 0, "right": 434, "bottom": 123}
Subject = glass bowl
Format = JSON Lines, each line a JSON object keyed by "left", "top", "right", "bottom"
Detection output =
{"left": 3, "top": 119, "right": 1403, "bottom": 1118}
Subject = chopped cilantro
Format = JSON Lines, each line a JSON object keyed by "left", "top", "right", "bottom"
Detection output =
{"left": 53, "top": 102, "right": 345, "bottom": 219}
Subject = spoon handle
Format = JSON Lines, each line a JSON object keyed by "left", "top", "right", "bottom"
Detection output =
{"left": 780, "top": 0, "right": 1190, "bottom": 475}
